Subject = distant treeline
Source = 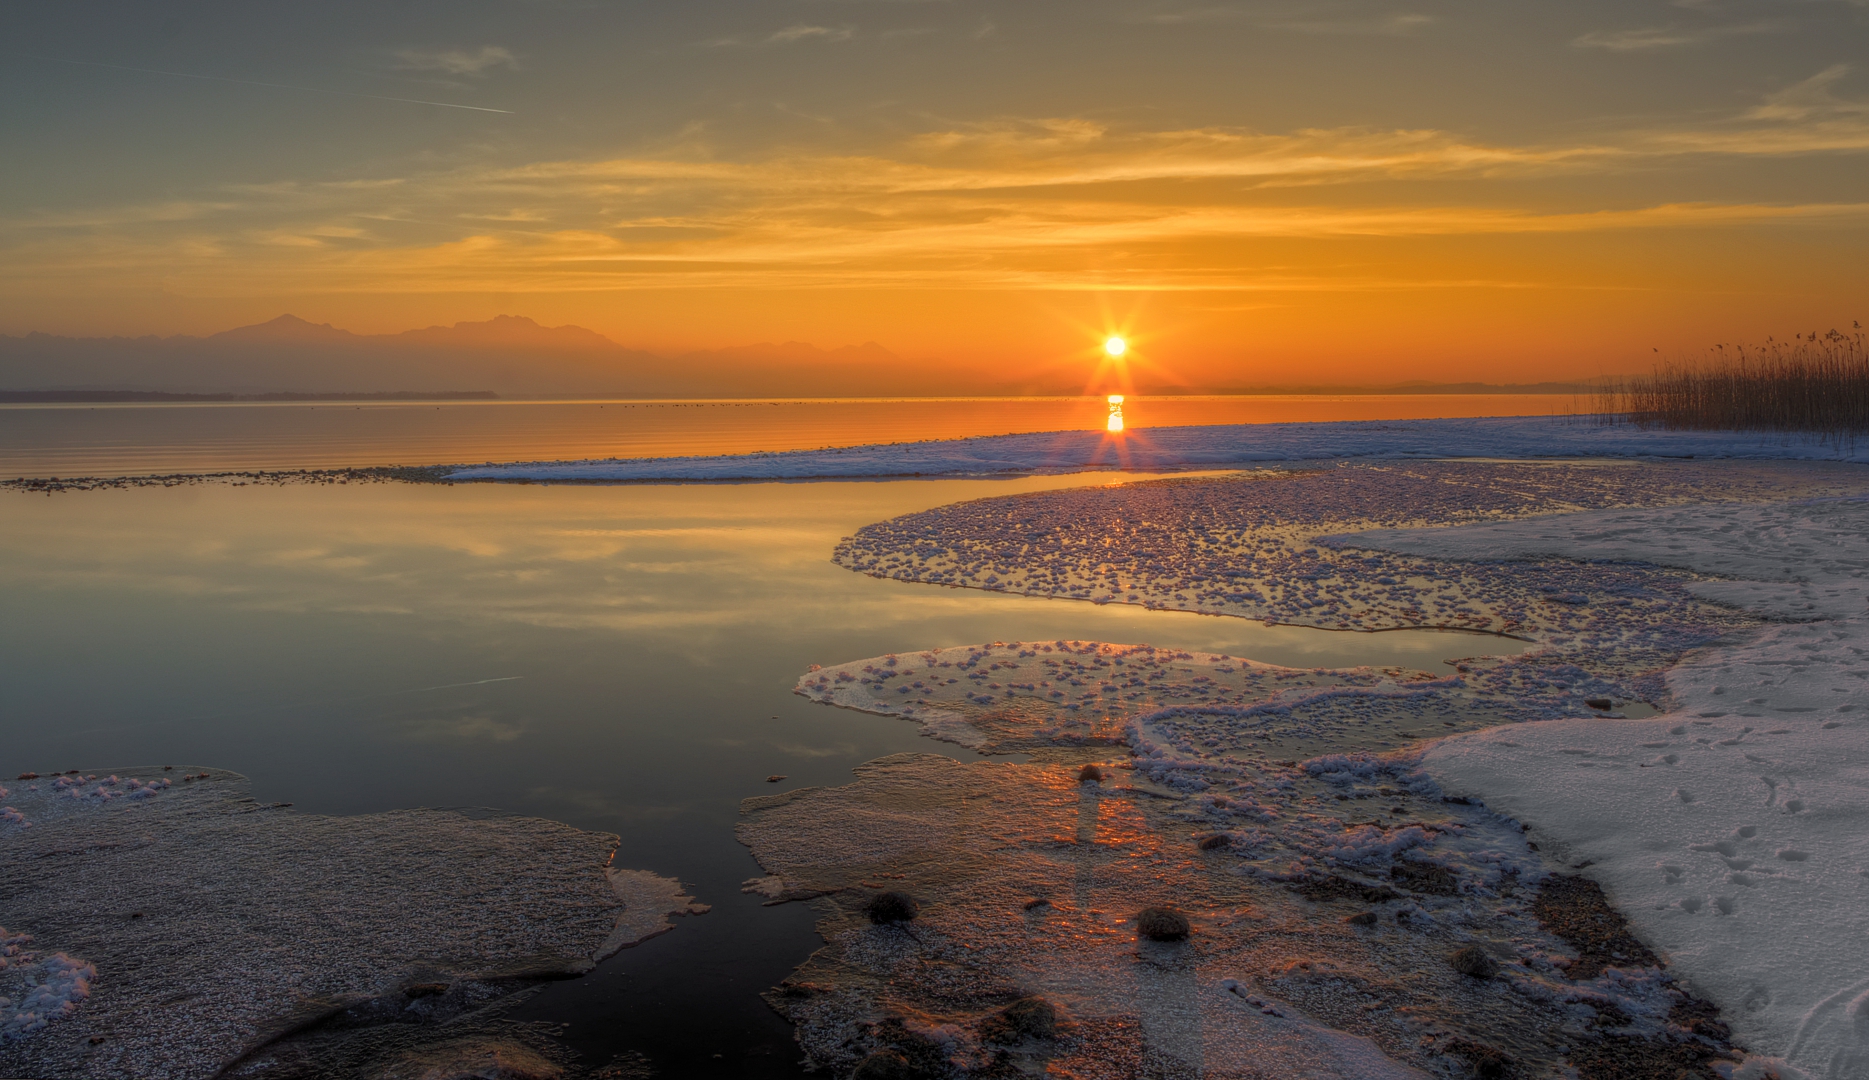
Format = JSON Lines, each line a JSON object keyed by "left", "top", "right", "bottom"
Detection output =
{"left": 1596, "top": 328, "right": 1868, "bottom": 434}
{"left": 0, "top": 390, "right": 500, "bottom": 403}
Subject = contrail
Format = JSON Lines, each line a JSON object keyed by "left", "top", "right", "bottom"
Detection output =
{"left": 32, "top": 55, "right": 516, "bottom": 114}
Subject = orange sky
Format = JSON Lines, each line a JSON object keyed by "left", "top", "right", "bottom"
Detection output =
{"left": 4, "top": 2, "right": 1866, "bottom": 386}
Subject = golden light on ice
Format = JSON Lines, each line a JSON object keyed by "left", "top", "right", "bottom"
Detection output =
{"left": 1106, "top": 394, "right": 1125, "bottom": 433}
{"left": 1104, "top": 336, "right": 1127, "bottom": 358}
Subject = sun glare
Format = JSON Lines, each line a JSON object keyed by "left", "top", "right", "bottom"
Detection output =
{"left": 1104, "top": 336, "right": 1127, "bottom": 359}
{"left": 1106, "top": 393, "right": 1125, "bottom": 433}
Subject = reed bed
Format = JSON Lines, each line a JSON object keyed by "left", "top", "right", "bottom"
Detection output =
{"left": 1596, "top": 327, "right": 1869, "bottom": 434}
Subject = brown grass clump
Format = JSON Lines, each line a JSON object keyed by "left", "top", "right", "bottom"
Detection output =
{"left": 865, "top": 891, "right": 920, "bottom": 924}
{"left": 1448, "top": 945, "right": 1499, "bottom": 979}
{"left": 1596, "top": 327, "right": 1869, "bottom": 434}
{"left": 980, "top": 996, "right": 1058, "bottom": 1043}
{"left": 1135, "top": 906, "right": 1190, "bottom": 941}
{"left": 1531, "top": 875, "right": 1658, "bottom": 979}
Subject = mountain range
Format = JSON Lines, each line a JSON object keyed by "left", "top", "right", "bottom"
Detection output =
{"left": 0, "top": 314, "right": 1604, "bottom": 398}
{"left": 0, "top": 315, "right": 922, "bottom": 397}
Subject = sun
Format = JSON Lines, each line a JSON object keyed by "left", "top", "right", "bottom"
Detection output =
{"left": 1103, "top": 336, "right": 1127, "bottom": 359}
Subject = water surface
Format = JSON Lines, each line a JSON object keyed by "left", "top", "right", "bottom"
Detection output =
{"left": 0, "top": 474, "right": 1530, "bottom": 1074}
{"left": 0, "top": 394, "right": 1579, "bottom": 477}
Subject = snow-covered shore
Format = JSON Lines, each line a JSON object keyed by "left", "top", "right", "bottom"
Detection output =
{"left": 770, "top": 455, "right": 1869, "bottom": 1077}
{"left": 446, "top": 416, "right": 1869, "bottom": 483}
{"left": 1344, "top": 497, "right": 1869, "bottom": 1079}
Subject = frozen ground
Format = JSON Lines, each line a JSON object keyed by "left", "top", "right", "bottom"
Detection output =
{"left": 746, "top": 459, "right": 1869, "bottom": 1078}
{"left": 0, "top": 768, "right": 703, "bottom": 1079}
{"left": 445, "top": 417, "right": 1869, "bottom": 483}
{"left": 1342, "top": 497, "right": 1869, "bottom": 1080}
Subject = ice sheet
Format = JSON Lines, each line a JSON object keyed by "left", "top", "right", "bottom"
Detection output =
{"left": 447, "top": 417, "right": 1869, "bottom": 482}
{"left": 0, "top": 767, "right": 697, "bottom": 1079}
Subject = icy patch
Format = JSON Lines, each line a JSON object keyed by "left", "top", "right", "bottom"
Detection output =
{"left": 447, "top": 417, "right": 1869, "bottom": 482}
{"left": 0, "top": 765, "right": 683, "bottom": 1079}
{"left": 1352, "top": 495, "right": 1869, "bottom": 1078}
{"left": 0, "top": 946, "right": 95, "bottom": 1038}
{"left": 795, "top": 641, "right": 1458, "bottom": 759}
{"left": 740, "top": 751, "right": 1722, "bottom": 1078}
{"left": 598, "top": 867, "right": 710, "bottom": 959}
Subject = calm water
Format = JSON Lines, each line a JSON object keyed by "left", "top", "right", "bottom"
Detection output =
{"left": 0, "top": 472, "right": 1532, "bottom": 1074}
{"left": 0, "top": 394, "right": 1579, "bottom": 477}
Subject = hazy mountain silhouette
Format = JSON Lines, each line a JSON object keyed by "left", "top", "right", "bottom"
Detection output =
{"left": 0, "top": 315, "right": 935, "bottom": 396}
{"left": 0, "top": 315, "right": 1602, "bottom": 397}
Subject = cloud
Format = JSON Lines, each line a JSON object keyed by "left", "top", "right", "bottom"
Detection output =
{"left": 1744, "top": 64, "right": 1865, "bottom": 122}
{"left": 1129, "top": 5, "right": 1430, "bottom": 33}
{"left": 1269, "top": 12, "right": 1432, "bottom": 34}
{"left": 392, "top": 45, "right": 521, "bottom": 75}
{"left": 1573, "top": 21, "right": 1783, "bottom": 50}
{"left": 5, "top": 70, "right": 1866, "bottom": 297}
{"left": 770, "top": 23, "right": 853, "bottom": 42}
{"left": 705, "top": 24, "right": 857, "bottom": 46}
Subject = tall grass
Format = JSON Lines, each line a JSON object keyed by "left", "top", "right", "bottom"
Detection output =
{"left": 1597, "top": 326, "right": 1869, "bottom": 434}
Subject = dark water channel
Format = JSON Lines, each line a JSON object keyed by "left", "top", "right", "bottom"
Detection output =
{"left": 0, "top": 475, "right": 1531, "bottom": 1076}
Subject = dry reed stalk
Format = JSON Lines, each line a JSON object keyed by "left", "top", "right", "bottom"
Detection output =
{"left": 1595, "top": 326, "right": 1868, "bottom": 435}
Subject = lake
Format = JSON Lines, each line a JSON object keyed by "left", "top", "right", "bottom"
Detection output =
{"left": 0, "top": 403, "right": 1541, "bottom": 1074}
{"left": 0, "top": 394, "right": 1581, "bottom": 477}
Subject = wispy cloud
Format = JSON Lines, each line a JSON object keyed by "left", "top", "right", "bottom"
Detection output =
{"left": 1744, "top": 64, "right": 1866, "bottom": 122}
{"left": 1270, "top": 12, "right": 1432, "bottom": 35}
{"left": 704, "top": 24, "right": 857, "bottom": 47}
{"left": 1573, "top": 21, "right": 1783, "bottom": 50}
{"left": 392, "top": 45, "right": 521, "bottom": 76}
{"left": 1130, "top": 5, "right": 1430, "bottom": 33}
{"left": 4, "top": 69, "right": 1866, "bottom": 296}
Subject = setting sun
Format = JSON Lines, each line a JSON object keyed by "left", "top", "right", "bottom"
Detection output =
{"left": 1104, "top": 337, "right": 1127, "bottom": 359}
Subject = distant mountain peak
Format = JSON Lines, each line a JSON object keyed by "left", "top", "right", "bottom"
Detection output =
{"left": 396, "top": 315, "right": 619, "bottom": 350}
{"left": 211, "top": 314, "right": 357, "bottom": 342}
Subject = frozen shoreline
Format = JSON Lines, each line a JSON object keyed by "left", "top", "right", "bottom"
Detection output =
{"left": 1345, "top": 497, "right": 1869, "bottom": 1079}
{"left": 762, "top": 459, "right": 1869, "bottom": 1078}
{"left": 447, "top": 416, "right": 1869, "bottom": 483}
{"left": 0, "top": 768, "right": 704, "bottom": 1079}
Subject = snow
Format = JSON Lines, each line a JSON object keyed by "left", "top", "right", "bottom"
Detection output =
{"left": 598, "top": 868, "right": 711, "bottom": 959}
{"left": 765, "top": 457, "right": 1869, "bottom": 1076}
{"left": 445, "top": 416, "right": 1869, "bottom": 482}
{"left": 0, "top": 766, "right": 699, "bottom": 1078}
{"left": 1342, "top": 496, "right": 1869, "bottom": 1079}
{"left": 1, "top": 948, "right": 94, "bottom": 1037}
{"left": 739, "top": 747, "right": 1714, "bottom": 1078}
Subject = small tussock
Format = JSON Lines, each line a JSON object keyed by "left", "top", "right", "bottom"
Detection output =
{"left": 980, "top": 996, "right": 1057, "bottom": 1043}
{"left": 850, "top": 1049, "right": 916, "bottom": 1080}
{"left": 1076, "top": 764, "right": 1103, "bottom": 784}
{"left": 1390, "top": 859, "right": 1459, "bottom": 895}
{"left": 865, "top": 891, "right": 920, "bottom": 925}
{"left": 1448, "top": 946, "right": 1499, "bottom": 979}
{"left": 1135, "top": 907, "right": 1189, "bottom": 942}
{"left": 1196, "top": 833, "right": 1231, "bottom": 851}
{"left": 1446, "top": 1038, "right": 1516, "bottom": 1080}
{"left": 856, "top": 1018, "right": 948, "bottom": 1078}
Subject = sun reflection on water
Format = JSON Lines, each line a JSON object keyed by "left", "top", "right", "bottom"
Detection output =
{"left": 1106, "top": 394, "right": 1125, "bottom": 433}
